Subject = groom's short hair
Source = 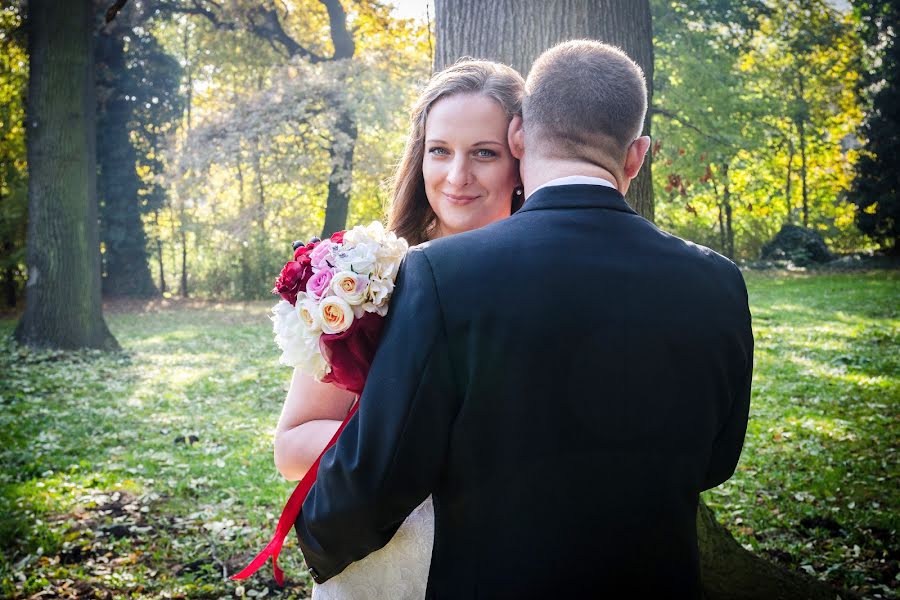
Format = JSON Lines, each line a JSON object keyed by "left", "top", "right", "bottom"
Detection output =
{"left": 524, "top": 40, "right": 647, "bottom": 166}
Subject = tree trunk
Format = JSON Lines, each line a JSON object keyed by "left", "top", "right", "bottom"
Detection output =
{"left": 697, "top": 503, "right": 845, "bottom": 600}
{"left": 178, "top": 24, "right": 192, "bottom": 299}
{"left": 785, "top": 138, "right": 794, "bottom": 225}
{"left": 796, "top": 74, "right": 809, "bottom": 229}
{"left": 321, "top": 110, "right": 358, "bottom": 237}
{"left": 153, "top": 208, "right": 166, "bottom": 295}
{"left": 722, "top": 163, "right": 735, "bottom": 259}
{"left": 96, "top": 10, "right": 156, "bottom": 298}
{"left": 14, "top": 0, "right": 118, "bottom": 350}
{"left": 434, "top": 0, "right": 654, "bottom": 220}
{"left": 434, "top": 2, "right": 846, "bottom": 598}
{"left": 799, "top": 117, "right": 809, "bottom": 229}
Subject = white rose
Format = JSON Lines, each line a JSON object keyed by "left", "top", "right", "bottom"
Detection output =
{"left": 319, "top": 296, "right": 354, "bottom": 334}
{"left": 331, "top": 271, "right": 369, "bottom": 305}
{"left": 295, "top": 293, "right": 322, "bottom": 333}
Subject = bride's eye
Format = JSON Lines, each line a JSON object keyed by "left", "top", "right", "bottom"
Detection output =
{"left": 474, "top": 148, "right": 497, "bottom": 158}
{"left": 428, "top": 147, "right": 449, "bottom": 156}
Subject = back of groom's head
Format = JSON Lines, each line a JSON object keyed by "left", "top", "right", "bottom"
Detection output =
{"left": 524, "top": 40, "right": 647, "bottom": 169}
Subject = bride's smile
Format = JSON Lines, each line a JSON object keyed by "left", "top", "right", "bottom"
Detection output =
{"left": 422, "top": 93, "right": 520, "bottom": 238}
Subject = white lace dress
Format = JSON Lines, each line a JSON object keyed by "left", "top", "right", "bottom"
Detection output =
{"left": 311, "top": 495, "right": 434, "bottom": 600}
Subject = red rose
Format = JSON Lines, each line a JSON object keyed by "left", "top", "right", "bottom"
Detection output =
{"left": 294, "top": 241, "right": 317, "bottom": 261}
{"left": 330, "top": 231, "right": 345, "bottom": 244}
{"left": 273, "top": 260, "right": 313, "bottom": 305}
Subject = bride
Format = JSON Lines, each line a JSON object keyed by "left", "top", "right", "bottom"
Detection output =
{"left": 273, "top": 59, "right": 525, "bottom": 599}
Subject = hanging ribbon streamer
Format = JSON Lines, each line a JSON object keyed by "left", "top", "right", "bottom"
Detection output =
{"left": 231, "top": 402, "right": 359, "bottom": 585}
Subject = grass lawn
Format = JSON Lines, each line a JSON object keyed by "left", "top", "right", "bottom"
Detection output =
{"left": 1, "top": 270, "right": 898, "bottom": 599}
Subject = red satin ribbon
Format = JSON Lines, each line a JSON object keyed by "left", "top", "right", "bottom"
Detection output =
{"left": 232, "top": 401, "right": 360, "bottom": 585}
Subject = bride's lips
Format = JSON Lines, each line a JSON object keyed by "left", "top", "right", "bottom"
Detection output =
{"left": 443, "top": 192, "right": 480, "bottom": 206}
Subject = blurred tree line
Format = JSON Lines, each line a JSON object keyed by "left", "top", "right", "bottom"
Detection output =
{"left": 0, "top": 0, "right": 895, "bottom": 309}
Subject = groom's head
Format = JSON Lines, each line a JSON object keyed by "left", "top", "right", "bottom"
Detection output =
{"left": 511, "top": 40, "right": 650, "bottom": 193}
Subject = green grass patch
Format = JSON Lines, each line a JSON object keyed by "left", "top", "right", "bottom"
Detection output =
{"left": 0, "top": 272, "right": 898, "bottom": 598}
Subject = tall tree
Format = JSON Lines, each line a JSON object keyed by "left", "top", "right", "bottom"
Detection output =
{"left": 849, "top": 0, "right": 899, "bottom": 253}
{"left": 434, "top": 0, "right": 654, "bottom": 219}
{"left": 435, "top": 1, "right": 840, "bottom": 598}
{"left": 13, "top": 0, "right": 118, "bottom": 350}
{"left": 157, "top": 0, "right": 359, "bottom": 238}
{"left": 0, "top": 0, "right": 28, "bottom": 308}
{"left": 96, "top": 1, "right": 183, "bottom": 297}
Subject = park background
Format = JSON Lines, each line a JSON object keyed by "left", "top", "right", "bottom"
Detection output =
{"left": 0, "top": 0, "right": 897, "bottom": 598}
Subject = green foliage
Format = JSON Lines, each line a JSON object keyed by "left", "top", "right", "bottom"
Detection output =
{"left": 652, "top": 0, "right": 876, "bottom": 260}
{"left": 0, "top": 271, "right": 897, "bottom": 597}
{"left": 147, "top": 2, "right": 430, "bottom": 300}
{"left": 849, "top": 0, "right": 899, "bottom": 252}
{"left": 0, "top": 1, "right": 27, "bottom": 307}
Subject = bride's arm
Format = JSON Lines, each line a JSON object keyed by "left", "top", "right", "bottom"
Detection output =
{"left": 273, "top": 368, "right": 356, "bottom": 481}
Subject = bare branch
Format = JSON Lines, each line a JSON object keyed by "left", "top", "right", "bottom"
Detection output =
{"left": 105, "top": 0, "right": 129, "bottom": 23}
{"left": 154, "top": 0, "right": 236, "bottom": 31}
{"left": 651, "top": 106, "right": 733, "bottom": 148}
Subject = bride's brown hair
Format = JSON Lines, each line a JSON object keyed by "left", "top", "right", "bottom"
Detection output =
{"left": 387, "top": 59, "right": 525, "bottom": 246}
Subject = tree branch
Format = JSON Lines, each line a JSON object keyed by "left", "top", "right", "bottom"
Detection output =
{"left": 651, "top": 106, "right": 733, "bottom": 148}
{"left": 105, "top": 0, "right": 129, "bottom": 23}
{"left": 320, "top": 0, "right": 355, "bottom": 59}
{"left": 154, "top": 0, "right": 236, "bottom": 31}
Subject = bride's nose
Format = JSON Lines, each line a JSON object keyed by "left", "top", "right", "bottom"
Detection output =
{"left": 446, "top": 156, "right": 472, "bottom": 187}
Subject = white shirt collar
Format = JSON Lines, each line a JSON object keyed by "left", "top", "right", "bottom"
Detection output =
{"left": 529, "top": 176, "right": 618, "bottom": 198}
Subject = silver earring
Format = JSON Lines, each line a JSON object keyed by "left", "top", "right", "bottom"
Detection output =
{"left": 515, "top": 187, "right": 523, "bottom": 196}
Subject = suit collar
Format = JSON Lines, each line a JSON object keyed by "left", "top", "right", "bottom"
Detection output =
{"left": 516, "top": 184, "right": 639, "bottom": 215}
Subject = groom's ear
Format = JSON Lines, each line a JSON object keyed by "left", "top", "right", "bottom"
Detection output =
{"left": 623, "top": 135, "right": 651, "bottom": 181}
{"left": 508, "top": 115, "right": 525, "bottom": 160}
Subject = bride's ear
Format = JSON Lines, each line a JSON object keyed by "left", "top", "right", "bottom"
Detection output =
{"left": 508, "top": 115, "right": 525, "bottom": 160}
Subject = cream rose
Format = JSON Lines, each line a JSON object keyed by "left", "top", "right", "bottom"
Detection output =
{"left": 331, "top": 271, "right": 369, "bottom": 305}
{"left": 319, "top": 295, "right": 354, "bottom": 334}
{"left": 295, "top": 293, "right": 322, "bottom": 332}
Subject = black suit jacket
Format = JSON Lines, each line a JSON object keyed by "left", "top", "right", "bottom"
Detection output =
{"left": 295, "top": 184, "right": 753, "bottom": 598}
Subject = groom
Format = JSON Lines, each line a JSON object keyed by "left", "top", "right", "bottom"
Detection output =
{"left": 295, "top": 40, "right": 753, "bottom": 597}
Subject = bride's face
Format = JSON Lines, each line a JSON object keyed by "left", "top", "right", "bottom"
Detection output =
{"left": 422, "top": 93, "right": 519, "bottom": 239}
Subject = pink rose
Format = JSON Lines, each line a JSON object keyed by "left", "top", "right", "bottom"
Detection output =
{"left": 330, "top": 231, "right": 345, "bottom": 244}
{"left": 309, "top": 240, "right": 334, "bottom": 271}
{"left": 307, "top": 268, "right": 334, "bottom": 300}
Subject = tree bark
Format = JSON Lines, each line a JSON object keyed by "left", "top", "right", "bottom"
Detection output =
{"left": 796, "top": 73, "right": 809, "bottom": 229}
{"left": 14, "top": 0, "right": 118, "bottom": 350}
{"left": 321, "top": 110, "right": 358, "bottom": 237}
{"left": 434, "top": 0, "right": 654, "bottom": 219}
{"left": 96, "top": 9, "right": 157, "bottom": 298}
{"left": 785, "top": 138, "right": 794, "bottom": 225}
{"left": 153, "top": 208, "right": 166, "bottom": 294}
{"left": 697, "top": 503, "right": 845, "bottom": 600}
{"left": 722, "top": 163, "right": 735, "bottom": 259}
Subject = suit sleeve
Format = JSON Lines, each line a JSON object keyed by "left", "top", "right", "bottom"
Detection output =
{"left": 294, "top": 248, "right": 458, "bottom": 582}
{"left": 702, "top": 264, "right": 754, "bottom": 490}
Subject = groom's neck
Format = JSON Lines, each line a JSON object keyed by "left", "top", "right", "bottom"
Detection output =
{"left": 522, "top": 156, "right": 623, "bottom": 198}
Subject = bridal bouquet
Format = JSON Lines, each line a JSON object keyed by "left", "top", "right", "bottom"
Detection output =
{"left": 271, "top": 221, "right": 409, "bottom": 393}
{"left": 233, "top": 222, "right": 408, "bottom": 585}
